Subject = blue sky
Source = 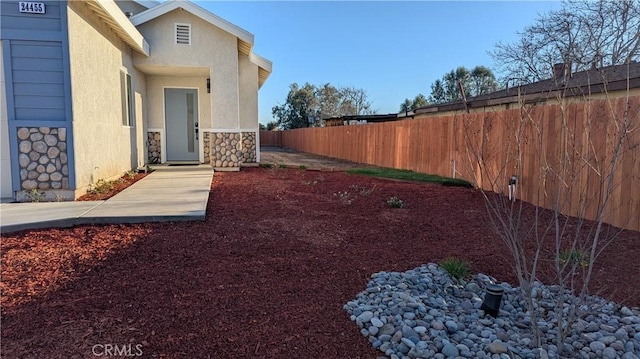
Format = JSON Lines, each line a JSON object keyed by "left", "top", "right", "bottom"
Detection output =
{"left": 194, "top": 1, "right": 561, "bottom": 124}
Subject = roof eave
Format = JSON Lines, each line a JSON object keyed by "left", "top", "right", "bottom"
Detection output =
{"left": 250, "top": 52, "right": 272, "bottom": 88}
{"left": 88, "top": 0, "right": 150, "bottom": 56}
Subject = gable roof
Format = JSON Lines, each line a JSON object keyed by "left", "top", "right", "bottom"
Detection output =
{"left": 130, "top": 0, "right": 254, "bottom": 54}
{"left": 414, "top": 62, "right": 640, "bottom": 115}
{"left": 129, "top": 0, "right": 271, "bottom": 85}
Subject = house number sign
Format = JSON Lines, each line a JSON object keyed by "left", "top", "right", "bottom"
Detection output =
{"left": 19, "top": 2, "right": 46, "bottom": 14}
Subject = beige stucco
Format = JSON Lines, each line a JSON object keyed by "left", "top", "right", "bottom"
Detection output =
{"left": 134, "top": 9, "right": 243, "bottom": 130}
{"left": 67, "top": 1, "right": 146, "bottom": 191}
{"left": 0, "top": 40, "right": 13, "bottom": 200}
{"left": 238, "top": 53, "right": 259, "bottom": 130}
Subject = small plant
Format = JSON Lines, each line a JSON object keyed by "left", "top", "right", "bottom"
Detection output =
{"left": 387, "top": 196, "right": 406, "bottom": 208}
{"left": 439, "top": 257, "right": 470, "bottom": 280}
{"left": 54, "top": 194, "right": 66, "bottom": 202}
{"left": 25, "top": 189, "right": 46, "bottom": 202}
{"left": 87, "top": 179, "right": 115, "bottom": 194}
{"left": 124, "top": 170, "right": 137, "bottom": 179}
{"left": 277, "top": 163, "right": 287, "bottom": 169}
{"left": 349, "top": 184, "right": 376, "bottom": 197}
{"left": 559, "top": 249, "right": 589, "bottom": 268}
{"left": 259, "top": 163, "right": 273, "bottom": 169}
{"left": 334, "top": 191, "right": 354, "bottom": 205}
{"left": 298, "top": 165, "right": 307, "bottom": 170}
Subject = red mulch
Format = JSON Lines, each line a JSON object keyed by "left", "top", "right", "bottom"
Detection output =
{"left": 77, "top": 172, "right": 149, "bottom": 201}
{"left": 2, "top": 168, "right": 639, "bottom": 358}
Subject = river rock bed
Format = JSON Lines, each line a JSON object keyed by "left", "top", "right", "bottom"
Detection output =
{"left": 344, "top": 263, "right": 640, "bottom": 359}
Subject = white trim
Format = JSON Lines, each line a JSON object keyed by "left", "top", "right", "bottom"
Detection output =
{"left": 249, "top": 52, "right": 272, "bottom": 74}
{"left": 147, "top": 128, "right": 165, "bottom": 164}
{"left": 162, "top": 86, "right": 202, "bottom": 163}
{"left": 256, "top": 130, "right": 260, "bottom": 163}
{"left": 175, "top": 23, "right": 191, "bottom": 45}
{"left": 131, "top": 1, "right": 254, "bottom": 46}
{"left": 93, "top": 0, "right": 150, "bottom": 55}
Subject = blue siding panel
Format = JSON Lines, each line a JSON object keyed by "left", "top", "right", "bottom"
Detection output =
{"left": 15, "top": 108, "right": 66, "bottom": 120}
{"left": 13, "top": 70, "right": 64, "bottom": 84}
{"left": 10, "top": 40, "right": 66, "bottom": 121}
{"left": 10, "top": 43, "right": 62, "bottom": 59}
{"left": 15, "top": 95, "right": 65, "bottom": 109}
{"left": 13, "top": 83, "right": 64, "bottom": 96}
{"left": 0, "top": 1, "right": 62, "bottom": 32}
{"left": 12, "top": 57, "right": 63, "bottom": 71}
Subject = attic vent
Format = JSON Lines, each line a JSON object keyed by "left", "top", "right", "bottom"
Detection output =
{"left": 175, "top": 23, "right": 191, "bottom": 45}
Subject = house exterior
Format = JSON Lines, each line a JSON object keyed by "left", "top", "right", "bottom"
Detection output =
{"left": 1, "top": 0, "right": 271, "bottom": 202}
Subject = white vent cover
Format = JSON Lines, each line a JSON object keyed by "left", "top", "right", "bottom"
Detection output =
{"left": 175, "top": 23, "right": 191, "bottom": 45}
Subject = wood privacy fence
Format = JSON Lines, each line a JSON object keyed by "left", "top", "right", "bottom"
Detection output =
{"left": 271, "top": 97, "right": 640, "bottom": 232}
{"left": 260, "top": 131, "right": 282, "bottom": 147}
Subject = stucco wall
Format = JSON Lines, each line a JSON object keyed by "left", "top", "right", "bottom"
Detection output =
{"left": 66, "top": 1, "right": 145, "bottom": 190}
{"left": 0, "top": 41, "right": 12, "bottom": 199}
{"left": 134, "top": 9, "right": 240, "bottom": 130}
{"left": 238, "top": 53, "right": 259, "bottom": 130}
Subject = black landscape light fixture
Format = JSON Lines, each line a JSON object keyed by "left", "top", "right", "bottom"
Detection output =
{"left": 207, "top": 78, "right": 210, "bottom": 93}
{"left": 480, "top": 284, "right": 504, "bottom": 317}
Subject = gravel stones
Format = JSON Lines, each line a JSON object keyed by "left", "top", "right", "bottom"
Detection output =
{"left": 344, "top": 263, "right": 640, "bottom": 359}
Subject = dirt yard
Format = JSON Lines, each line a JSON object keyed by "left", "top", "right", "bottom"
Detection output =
{"left": 2, "top": 167, "right": 639, "bottom": 358}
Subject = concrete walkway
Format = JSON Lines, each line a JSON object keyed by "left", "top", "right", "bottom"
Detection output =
{"left": 0, "top": 165, "right": 213, "bottom": 234}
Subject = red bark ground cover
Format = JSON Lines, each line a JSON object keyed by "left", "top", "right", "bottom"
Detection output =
{"left": 2, "top": 167, "right": 639, "bottom": 358}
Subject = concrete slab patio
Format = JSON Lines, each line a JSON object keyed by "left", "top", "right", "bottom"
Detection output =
{"left": 0, "top": 165, "right": 213, "bottom": 233}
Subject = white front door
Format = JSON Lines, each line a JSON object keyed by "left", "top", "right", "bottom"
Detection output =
{"left": 164, "top": 88, "right": 199, "bottom": 162}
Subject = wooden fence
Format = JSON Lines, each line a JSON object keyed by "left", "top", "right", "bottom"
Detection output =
{"left": 259, "top": 131, "right": 282, "bottom": 147}
{"left": 272, "top": 97, "right": 640, "bottom": 232}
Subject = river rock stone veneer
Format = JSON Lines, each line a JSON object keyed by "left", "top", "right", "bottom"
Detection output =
{"left": 147, "top": 131, "right": 161, "bottom": 164}
{"left": 211, "top": 132, "right": 242, "bottom": 167}
{"left": 203, "top": 132, "right": 211, "bottom": 164}
{"left": 241, "top": 132, "right": 256, "bottom": 163}
{"left": 210, "top": 132, "right": 257, "bottom": 167}
{"left": 17, "top": 127, "right": 69, "bottom": 191}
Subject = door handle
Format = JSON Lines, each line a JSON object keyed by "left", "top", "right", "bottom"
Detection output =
{"left": 195, "top": 128, "right": 199, "bottom": 140}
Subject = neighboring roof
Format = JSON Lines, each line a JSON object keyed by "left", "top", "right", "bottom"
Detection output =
{"left": 129, "top": 0, "right": 272, "bottom": 85}
{"left": 414, "top": 62, "right": 640, "bottom": 115}
{"left": 86, "top": 0, "right": 150, "bottom": 56}
{"left": 325, "top": 114, "right": 400, "bottom": 123}
{"left": 132, "top": 0, "right": 160, "bottom": 9}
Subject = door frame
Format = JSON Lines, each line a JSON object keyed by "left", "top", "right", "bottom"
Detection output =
{"left": 162, "top": 86, "right": 202, "bottom": 163}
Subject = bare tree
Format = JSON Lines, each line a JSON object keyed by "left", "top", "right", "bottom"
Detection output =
{"left": 460, "top": 66, "right": 640, "bottom": 355}
{"left": 493, "top": 0, "right": 640, "bottom": 83}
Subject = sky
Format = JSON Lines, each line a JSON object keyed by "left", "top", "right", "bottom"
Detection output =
{"left": 193, "top": 1, "right": 561, "bottom": 124}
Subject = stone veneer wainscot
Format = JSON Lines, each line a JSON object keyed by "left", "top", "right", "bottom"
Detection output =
{"left": 147, "top": 131, "right": 161, "bottom": 164}
{"left": 17, "top": 127, "right": 69, "bottom": 191}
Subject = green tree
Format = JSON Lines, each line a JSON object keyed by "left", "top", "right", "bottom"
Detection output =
{"left": 399, "top": 94, "right": 429, "bottom": 113}
{"left": 272, "top": 83, "right": 317, "bottom": 130}
{"left": 272, "top": 83, "right": 377, "bottom": 129}
{"left": 428, "top": 66, "right": 499, "bottom": 104}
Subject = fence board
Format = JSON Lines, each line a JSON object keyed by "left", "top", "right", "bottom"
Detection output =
{"left": 276, "top": 98, "right": 639, "bottom": 231}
